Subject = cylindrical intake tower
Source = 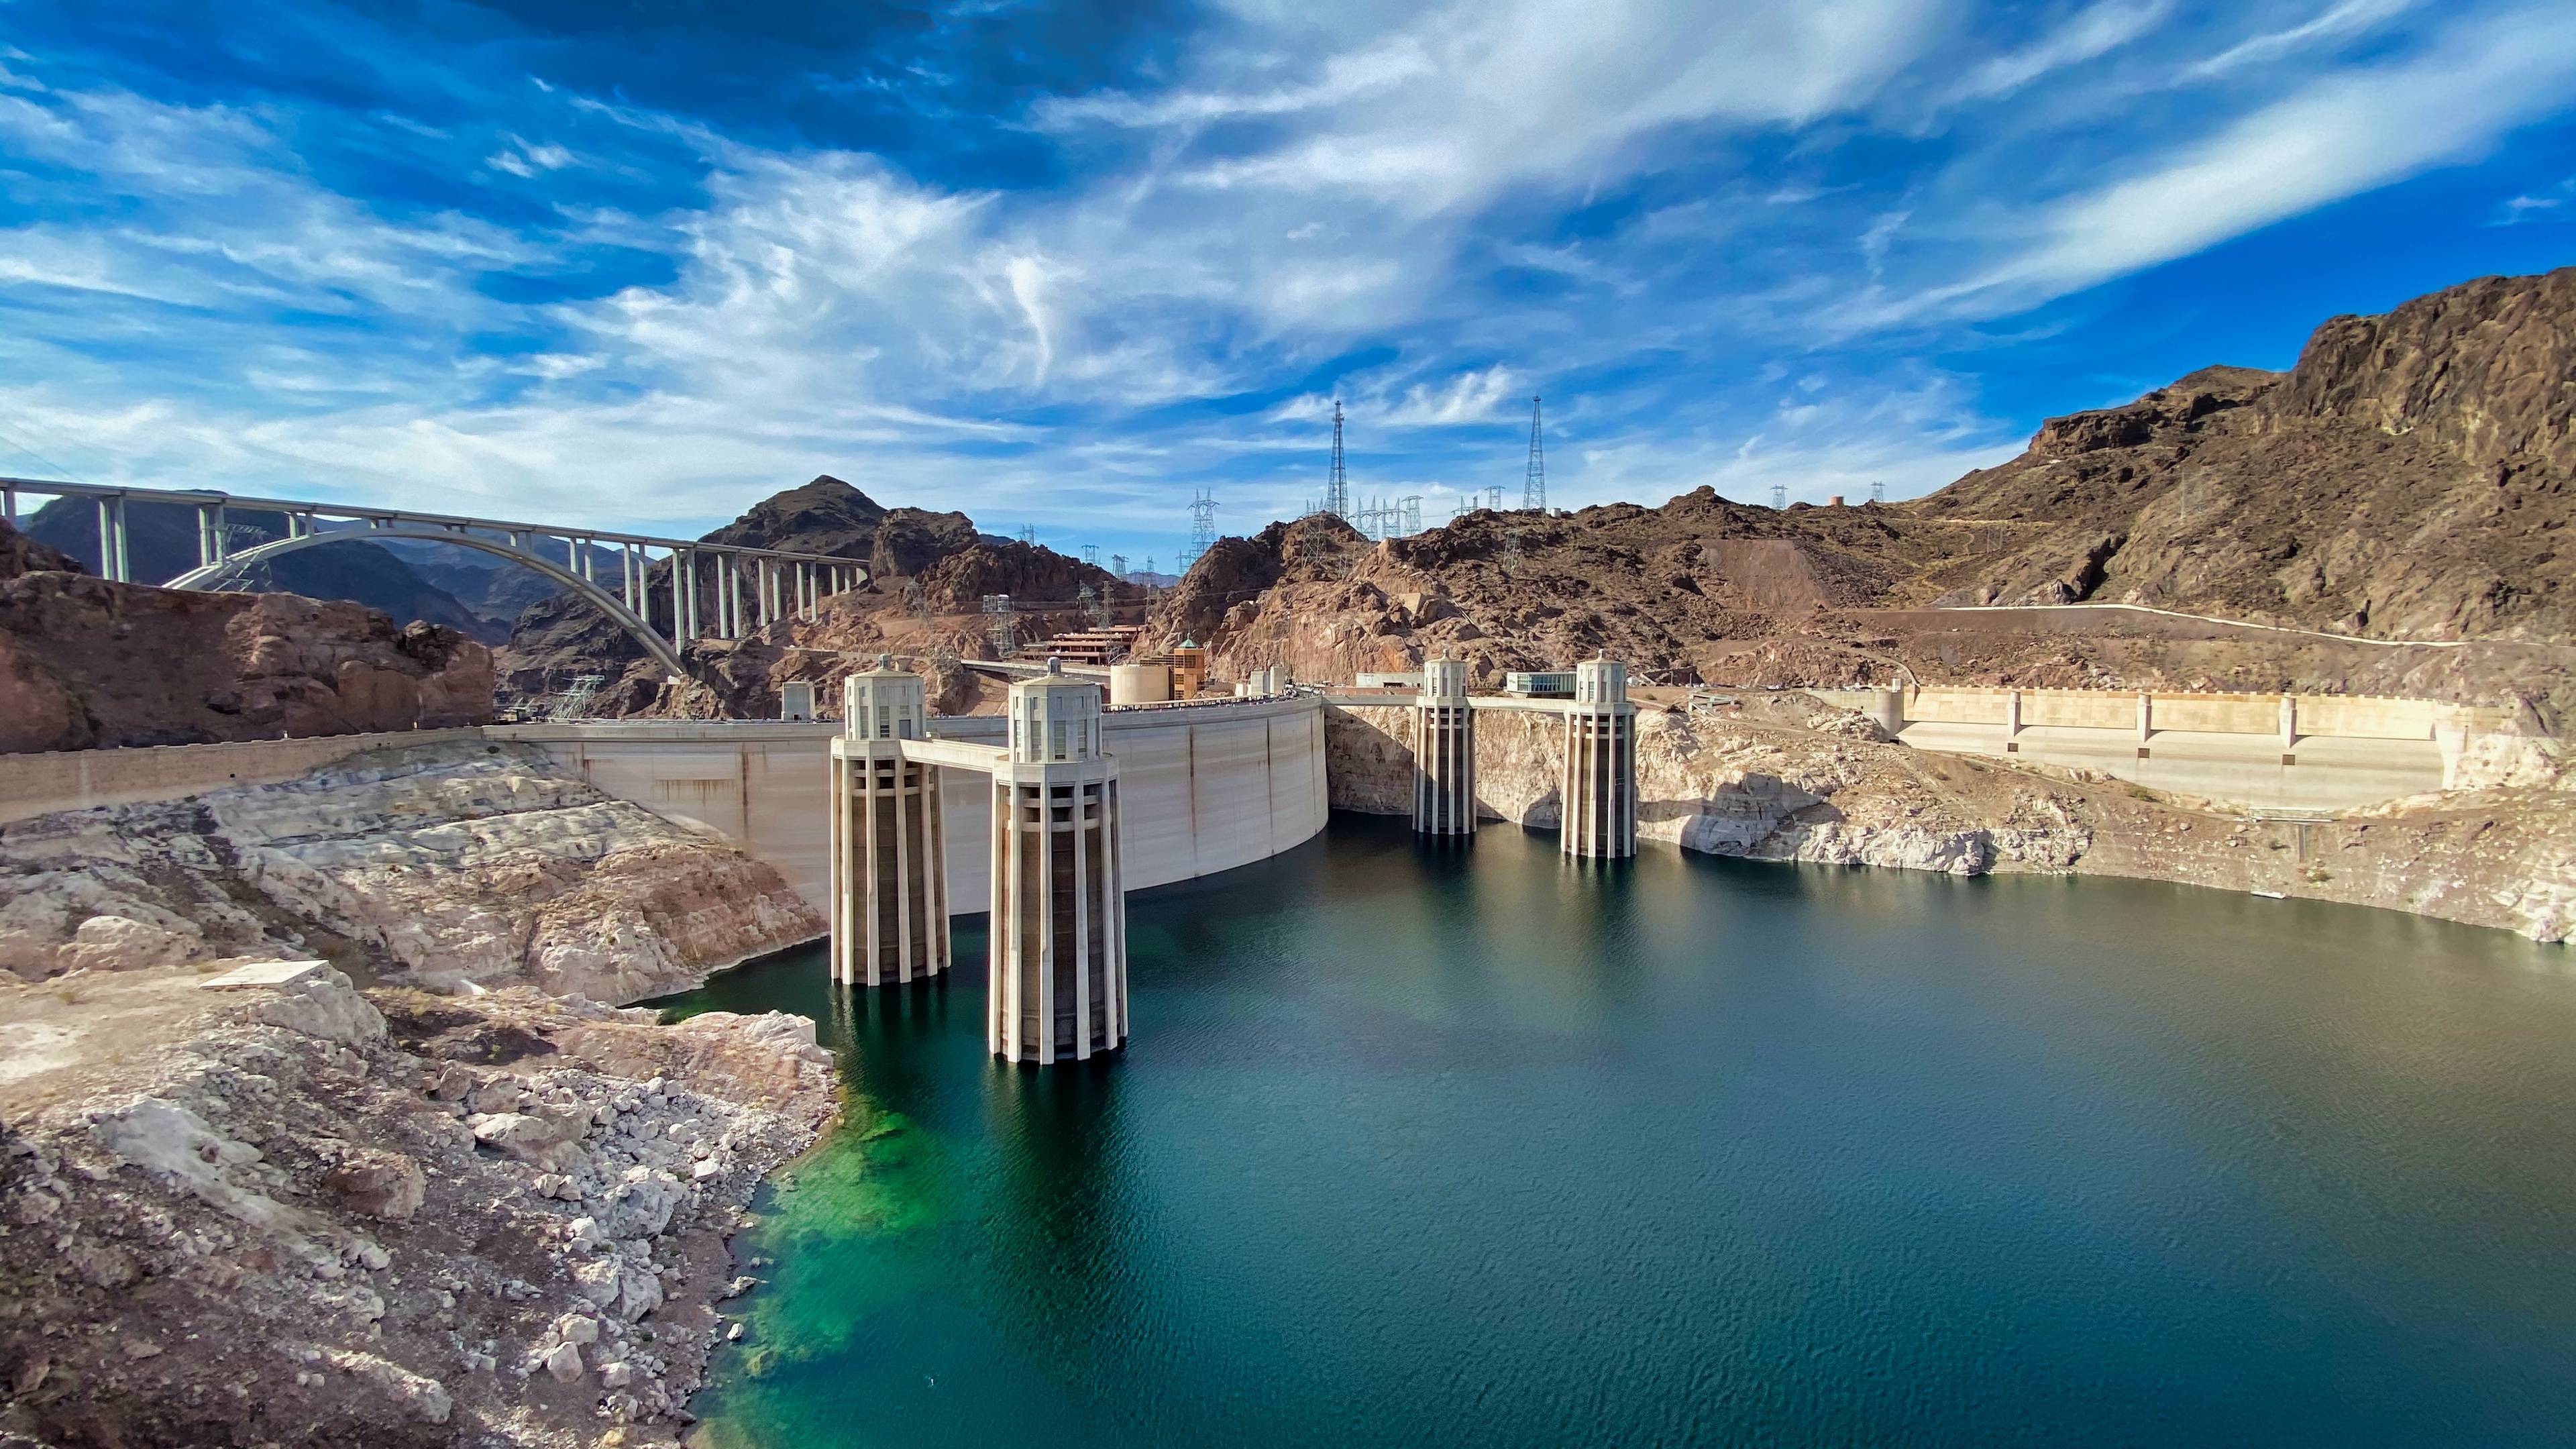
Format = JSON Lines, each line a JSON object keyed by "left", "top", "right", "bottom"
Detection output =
{"left": 1560, "top": 656, "right": 1635, "bottom": 859}
{"left": 1413, "top": 657, "right": 1477, "bottom": 835}
{"left": 989, "top": 660, "right": 1129, "bottom": 1065}
{"left": 827, "top": 660, "right": 950, "bottom": 986}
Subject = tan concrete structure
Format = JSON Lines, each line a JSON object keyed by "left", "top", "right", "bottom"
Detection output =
{"left": 987, "top": 663, "right": 1127, "bottom": 1065}
{"left": 1413, "top": 658, "right": 1476, "bottom": 836}
{"left": 1108, "top": 662, "right": 1171, "bottom": 706}
{"left": 1805, "top": 685, "right": 2505, "bottom": 812}
{"left": 828, "top": 665, "right": 949, "bottom": 987}
{"left": 0, "top": 727, "right": 486, "bottom": 824}
{"left": 1562, "top": 659, "right": 1636, "bottom": 859}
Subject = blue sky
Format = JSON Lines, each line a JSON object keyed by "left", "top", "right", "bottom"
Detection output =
{"left": 1, "top": 0, "right": 2571, "bottom": 566}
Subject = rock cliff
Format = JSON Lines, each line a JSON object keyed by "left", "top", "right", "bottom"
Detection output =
{"left": 0, "top": 965, "right": 835, "bottom": 1448}
{"left": 0, "top": 740, "right": 822, "bottom": 1002}
{"left": 0, "top": 547, "right": 494, "bottom": 753}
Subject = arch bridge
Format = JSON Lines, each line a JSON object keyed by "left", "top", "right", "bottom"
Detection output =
{"left": 3, "top": 478, "right": 870, "bottom": 678}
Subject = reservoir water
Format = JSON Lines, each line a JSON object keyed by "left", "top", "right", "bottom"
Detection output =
{"left": 661, "top": 814, "right": 2576, "bottom": 1447}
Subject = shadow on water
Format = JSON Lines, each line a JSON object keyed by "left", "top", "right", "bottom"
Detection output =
{"left": 656, "top": 812, "right": 2576, "bottom": 1449}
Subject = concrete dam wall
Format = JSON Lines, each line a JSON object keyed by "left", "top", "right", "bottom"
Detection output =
{"left": 497, "top": 694, "right": 1329, "bottom": 913}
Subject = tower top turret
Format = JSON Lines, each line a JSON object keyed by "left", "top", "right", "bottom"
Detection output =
{"left": 1009, "top": 667, "right": 1105, "bottom": 763}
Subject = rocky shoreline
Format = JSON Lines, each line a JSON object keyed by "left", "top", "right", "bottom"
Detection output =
{"left": 1, "top": 965, "right": 835, "bottom": 1448}
{"left": 0, "top": 738, "right": 842, "bottom": 1448}
{"left": 1326, "top": 694, "right": 2574, "bottom": 943}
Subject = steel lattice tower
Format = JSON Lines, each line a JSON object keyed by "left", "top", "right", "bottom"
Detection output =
{"left": 1522, "top": 396, "right": 1546, "bottom": 513}
{"left": 1325, "top": 400, "right": 1350, "bottom": 520}
{"left": 1183, "top": 488, "right": 1218, "bottom": 570}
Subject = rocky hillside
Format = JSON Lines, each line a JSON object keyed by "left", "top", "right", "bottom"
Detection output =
{"left": 1157, "top": 268, "right": 2575, "bottom": 714}
{"left": 0, "top": 739, "right": 822, "bottom": 1003}
{"left": 501, "top": 476, "right": 1121, "bottom": 717}
{"left": 0, "top": 524, "right": 494, "bottom": 753}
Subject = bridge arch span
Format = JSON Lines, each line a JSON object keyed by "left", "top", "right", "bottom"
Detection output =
{"left": 166, "top": 525, "right": 690, "bottom": 678}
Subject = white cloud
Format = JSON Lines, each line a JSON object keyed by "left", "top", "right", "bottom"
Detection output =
{"left": 1857, "top": 3, "right": 2576, "bottom": 323}
{"left": 1948, "top": 0, "right": 2173, "bottom": 103}
{"left": 2178, "top": 0, "right": 2420, "bottom": 82}
{"left": 1380, "top": 366, "right": 1522, "bottom": 427}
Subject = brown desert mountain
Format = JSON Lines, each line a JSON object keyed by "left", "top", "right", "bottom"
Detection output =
{"left": 1152, "top": 268, "right": 2575, "bottom": 718}
{"left": 499, "top": 476, "right": 1126, "bottom": 716}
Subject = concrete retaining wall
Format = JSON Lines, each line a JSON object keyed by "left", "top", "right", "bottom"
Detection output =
{"left": 1873, "top": 686, "right": 2466, "bottom": 742}
{"left": 0, "top": 728, "right": 485, "bottom": 824}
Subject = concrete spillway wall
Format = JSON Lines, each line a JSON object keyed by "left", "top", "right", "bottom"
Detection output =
{"left": 498, "top": 694, "right": 1329, "bottom": 914}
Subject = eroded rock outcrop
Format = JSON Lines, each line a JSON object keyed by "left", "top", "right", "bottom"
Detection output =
{"left": 0, "top": 740, "right": 822, "bottom": 1000}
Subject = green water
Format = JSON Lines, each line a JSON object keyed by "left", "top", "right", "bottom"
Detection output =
{"left": 660, "top": 814, "right": 2576, "bottom": 1448}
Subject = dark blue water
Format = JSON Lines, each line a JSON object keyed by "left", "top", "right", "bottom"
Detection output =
{"left": 662, "top": 814, "right": 2576, "bottom": 1447}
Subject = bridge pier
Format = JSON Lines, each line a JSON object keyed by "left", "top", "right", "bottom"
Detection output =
{"left": 1414, "top": 657, "right": 1477, "bottom": 835}
{"left": 1561, "top": 657, "right": 1635, "bottom": 860}
{"left": 989, "top": 660, "right": 1128, "bottom": 1065}
{"left": 94, "top": 496, "right": 129, "bottom": 582}
{"left": 828, "top": 661, "right": 949, "bottom": 986}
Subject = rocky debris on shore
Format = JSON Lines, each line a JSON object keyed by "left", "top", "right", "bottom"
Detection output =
{"left": 0, "top": 965, "right": 835, "bottom": 1448}
{"left": 0, "top": 739, "right": 822, "bottom": 1002}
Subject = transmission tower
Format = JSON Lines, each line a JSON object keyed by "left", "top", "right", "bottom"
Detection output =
{"left": 1522, "top": 396, "right": 1546, "bottom": 513}
{"left": 1770, "top": 484, "right": 1786, "bottom": 511}
{"left": 1079, "top": 583, "right": 1108, "bottom": 628}
{"left": 1485, "top": 485, "right": 1504, "bottom": 512}
{"left": 1324, "top": 400, "right": 1350, "bottom": 521}
{"left": 982, "top": 594, "right": 1016, "bottom": 658}
{"left": 1400, "top": 494, "right": 1421, "bottom": 536}
{"left": 1082, "top": 544, "right": 1099, "bottom": 567}
{"left": 549, "top": 674, "right": 606, "bottom": 722}
{"left": 1868, "top": 480, "right": 1885, "bottom": 504}
{"left": 1181, "top": 488, "right": 1218, "bottom": 572}
{"left": 1016, "top": 525, "right": 1037, "bottom": 546}
{"left": 1110, "top": 551, "right": 1127, "bottom": 580}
